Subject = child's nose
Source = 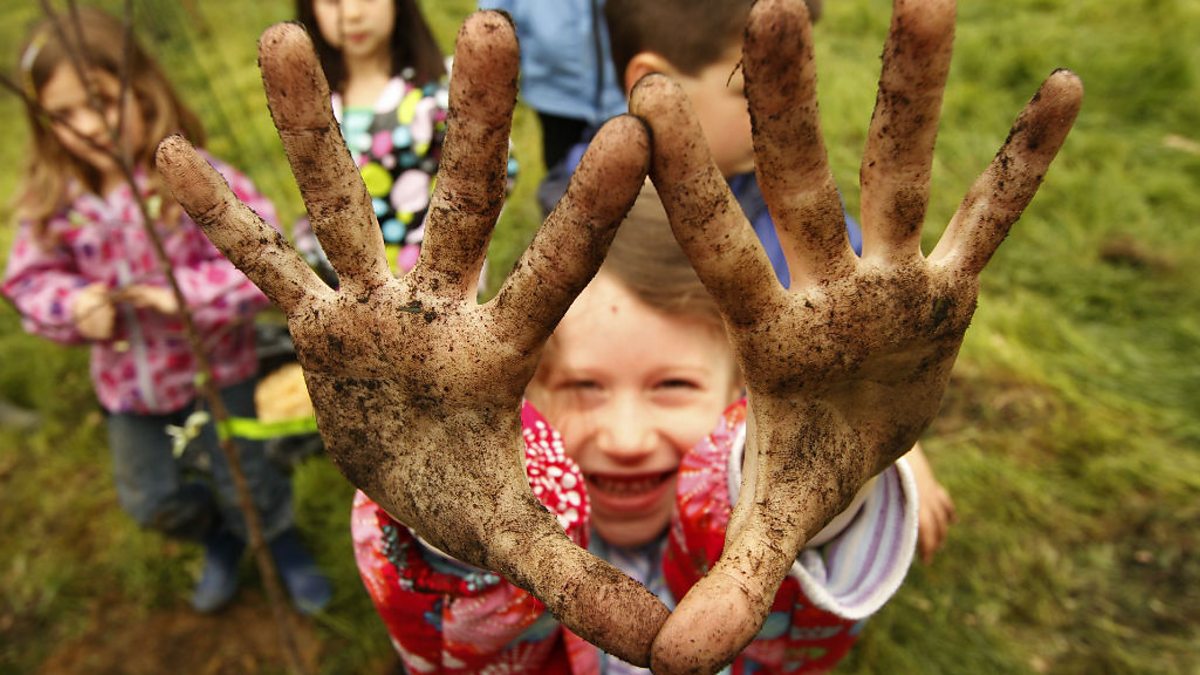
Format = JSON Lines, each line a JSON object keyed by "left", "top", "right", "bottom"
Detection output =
{"left": 594, "top": 395, "right": 656, "bottom": 463}
{"left": 342, "top": 0, "right": 364, "bottom": 20}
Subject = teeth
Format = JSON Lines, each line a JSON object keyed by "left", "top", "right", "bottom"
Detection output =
{"left": 588, "top": 473, "right": 669, "bottom": 496}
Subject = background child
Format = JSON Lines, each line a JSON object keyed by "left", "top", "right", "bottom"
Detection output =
{"left": 349, "top": 183, "right": 919, "bottom": 672}
{"left": 296, "top": 0, "right": 517, "bottom": 280}
{"left": 530, "top": 1, "right": 852, "bottom": 277}
{"left": 2, "top": 7, "right": 330, "bottom": 615}
{"left": 604, "top": 0, "right": 957, "bottom": 561}
{"left": 476, "top": 0, "right": 627, "bottom": 171}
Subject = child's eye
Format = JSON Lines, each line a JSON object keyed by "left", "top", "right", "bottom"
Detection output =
{"left": 555, "top": 379, "right": 604, "bottom": 408}
{"left": 657, "top": 379, "right": 699, "bottom": 390}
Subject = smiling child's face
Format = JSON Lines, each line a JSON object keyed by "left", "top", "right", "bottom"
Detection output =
{"left": 528, "top": 272, "right": 741, "bottom": 548}
{"left": 40, "top": 64, "right": 145, "bottom": 191}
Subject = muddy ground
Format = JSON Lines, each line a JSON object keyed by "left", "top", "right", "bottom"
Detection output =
{"left": 35, "top": 589, "right": 397, "bottom": 675}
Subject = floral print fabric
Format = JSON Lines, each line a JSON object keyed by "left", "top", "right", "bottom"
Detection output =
{"left": 350, "top": 400, "right": 913, "bottom": 673}
{"left": 2, "top": 154, "right": 274, "bottom": 414}
{"left": 337, "top": 76, "right": 448, "bottom": 273}
{"left": 296, "top": 74, "right": 519, "bottom": 278}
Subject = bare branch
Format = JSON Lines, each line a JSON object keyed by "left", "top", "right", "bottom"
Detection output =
{"left": 117, "top": 0, "right": 134, "bottom": 166}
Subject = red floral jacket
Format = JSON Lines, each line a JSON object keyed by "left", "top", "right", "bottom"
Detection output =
{"left": 350, "top": 400, "right": 917, "bottom": 673}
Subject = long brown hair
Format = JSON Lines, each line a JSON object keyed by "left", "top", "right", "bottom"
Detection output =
{"left": 296, "top": 0, "right": 447, "bottom": 93}
{"left": 14, "top": 6, "right": 205, "bottom": 236}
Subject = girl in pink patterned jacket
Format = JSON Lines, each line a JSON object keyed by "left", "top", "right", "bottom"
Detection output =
{"left": 351, "top": 183, "right": 920, "bottom": 673}
{"left": 4, "top": 8, "right": 329, "bottom": 615}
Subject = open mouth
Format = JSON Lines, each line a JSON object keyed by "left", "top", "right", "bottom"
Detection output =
{"left": 585, "top": 469, "right": 676, "bottom": 497}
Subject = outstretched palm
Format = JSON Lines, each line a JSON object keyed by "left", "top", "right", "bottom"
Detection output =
{"left": 157, "top": 14, "right": 668, "bottom": 667}
{"left": 632, "top": 0, "right": 1081, "bottom": 671}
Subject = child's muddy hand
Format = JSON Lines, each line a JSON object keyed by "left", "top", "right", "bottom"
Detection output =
{"left": 630, "top": 0, "right": 1082, "bottom": 670}
{"left": 156, "top": 13, "right": 668, "bottom": 667}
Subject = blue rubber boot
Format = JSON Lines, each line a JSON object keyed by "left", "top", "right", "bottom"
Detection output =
{"left": 269, "top": 528, "right": 332, "bottom": 615}
{"left": 192, "top": 528, "right": 244, "bottom": 613}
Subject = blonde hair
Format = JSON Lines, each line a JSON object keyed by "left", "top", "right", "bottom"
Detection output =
{"left": 534, "top": 182, "right": 738, "bottom": 393}
{"left": 602, "top": 181, "right": 722, "bottom": 332}
{"left": 14, "top": 7, "right": 205, "bottom": 238}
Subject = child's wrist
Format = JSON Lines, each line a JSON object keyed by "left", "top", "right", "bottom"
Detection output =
{"left": 806, "top": 476, "right": 876, "bottom": 547}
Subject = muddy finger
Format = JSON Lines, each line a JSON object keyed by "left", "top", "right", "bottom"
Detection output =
{"left": 629, "top": 73, "right": 782, "bottom": 328}
{"left": 488, "top": 115, "right": 650, "bottom": 352}
{"left": 414, "top": 11, "right": 519, "bottom": 298}
{"left": 859, "top": 0, "right": 956, "bottom": 263}
{"left": 156, "top": 136, "right": 329, "bottom": 314}
{"left": 652, "top": 515, "right": 801, "bottom": 674}
{"left": 491, "top": 512, "right": 670, "bottom": 668}
{"left": 259, "top": 23, "right": 391, "bottom": 291}
{"left": 744, "top": 0, "right": 855, "bottom": 286}
{"left": 931, "top": 70, "right": 1083, "bottom": 275}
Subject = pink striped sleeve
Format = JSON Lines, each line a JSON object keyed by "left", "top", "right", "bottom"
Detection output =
{"left": 788, "top": 459, "right": 918, "bottom": 620}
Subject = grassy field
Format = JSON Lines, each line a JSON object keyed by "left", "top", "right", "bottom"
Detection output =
{"left": 1, "top": 0, "right": 1197, "bottom": 673}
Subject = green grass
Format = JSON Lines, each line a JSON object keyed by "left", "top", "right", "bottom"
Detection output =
{"left": 2, "top": 0, "right": 1198, "bottom": 673}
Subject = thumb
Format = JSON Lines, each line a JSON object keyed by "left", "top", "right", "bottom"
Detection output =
{"left": 651, "top": 507, "right": 802, "bottom": 674}
{"left": 651, "top": 403, "right": 867, "bottom": 673}
{"left": 487, "top": 504, "right": 670, "bottom": 667}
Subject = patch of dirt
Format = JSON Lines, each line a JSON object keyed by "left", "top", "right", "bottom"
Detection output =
{"left": 38, "top": 590, "right": 325, "bottom": 675}
{"left": 1113, "top": 498, "right": 1200, "bottom": 636}
{"left": 1098, "top": 233, "right": 1174, "bottom": 272}
{"left": 932, "top": 369, "right": 1064, "bottom": 435}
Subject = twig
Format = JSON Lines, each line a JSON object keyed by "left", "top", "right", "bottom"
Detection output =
{"left": 116, "top": 0, "right": 134, "bottom": 166}
{"left": 36, "top": 0, "right": 98, "bottom": 112}
{"left": 114, "top": 137, "right": 310, "bottom": 675}
{"left": 68, "top": 2, "right": 306, "bottom": 670}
